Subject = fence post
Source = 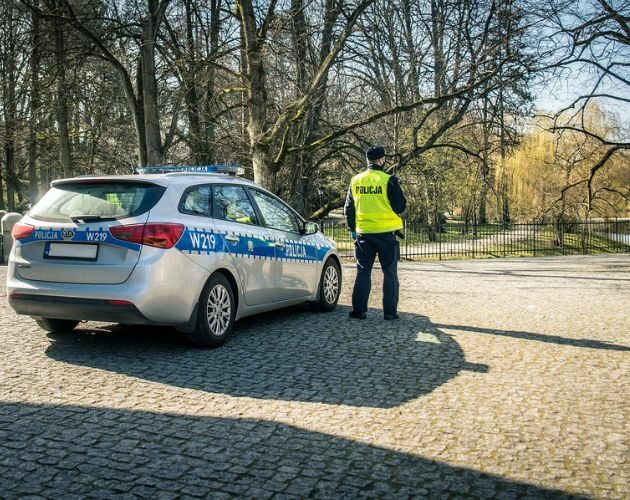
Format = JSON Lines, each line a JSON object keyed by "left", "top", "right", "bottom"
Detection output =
{"left": 532, "top": 222, "right": 536, "bottom": 257}
{"left": 1, "top": 212, "right": 22, "bottom": 264}
{"left": 438, "top": 223, "right": 442, "bottom": 260}
{"left": 582, "top": 222, "right": 589, "bottom": 255}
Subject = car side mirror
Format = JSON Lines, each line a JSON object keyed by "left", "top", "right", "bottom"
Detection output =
{"left": 302, "top": 221, "right": 319, "bottom": 235}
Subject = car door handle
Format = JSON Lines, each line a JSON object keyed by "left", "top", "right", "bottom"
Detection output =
{"left": 225, "top": 235, "right": 239, "bottom": 244}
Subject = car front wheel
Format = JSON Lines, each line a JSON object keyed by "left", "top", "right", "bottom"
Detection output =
{"left": 310, "top": 258, "right": 341, "bottom": 312}
{"left": 186, "top": 273, "right": 235, "bottom": 348}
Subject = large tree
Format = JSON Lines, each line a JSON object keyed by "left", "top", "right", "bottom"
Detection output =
{"left": 235, "top": 0, "right": 375, "bottom": 192}
{"left": 537, "top": 0, "right": 630, "bottom": 216}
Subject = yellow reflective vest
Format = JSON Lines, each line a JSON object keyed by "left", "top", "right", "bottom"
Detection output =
{"left": 351, "top": 169, "right": 403, "bottom": 234}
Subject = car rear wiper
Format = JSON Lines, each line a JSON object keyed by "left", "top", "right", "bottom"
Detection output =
{"left": 70, "top": 215, "right": 117, "bottom": 223}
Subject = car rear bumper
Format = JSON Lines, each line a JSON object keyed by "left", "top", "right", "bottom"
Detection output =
{"left": 8, "top": 293, "right": 150, "bottom": 324}
{"left": 6, "top": 247, "right": 212, "bottom": 324}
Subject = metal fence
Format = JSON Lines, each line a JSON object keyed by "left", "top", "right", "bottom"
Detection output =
{"left": 321, "top": 219, "right": 630, "bottom": 260}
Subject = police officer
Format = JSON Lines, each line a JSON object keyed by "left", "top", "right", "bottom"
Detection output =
{"left": 344, "top": 146, "right": 406, "bottom": 320}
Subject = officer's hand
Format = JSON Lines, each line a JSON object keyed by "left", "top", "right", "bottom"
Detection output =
{"left": 350, "top": 231, "right": 356, "bottom": 241}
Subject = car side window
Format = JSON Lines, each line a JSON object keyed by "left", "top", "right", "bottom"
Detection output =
{"left": 212, "top": 185, "right": 258, "bottom": 226}
{"left": 251, "top": 190, "right": 300, "bottom": 233}
{"left": 180, "top": 185, "right": 212, "bottom": 216}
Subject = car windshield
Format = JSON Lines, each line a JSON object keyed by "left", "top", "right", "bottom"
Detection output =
{"left": 29, "top": 181, "right": 165, "bottom": 223}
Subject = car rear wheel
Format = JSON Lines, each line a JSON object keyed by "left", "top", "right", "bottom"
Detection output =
{"left": 35, "top": 318, "right": 80, "bottom": 333}
{"left": 186, "top": 273, "right": 235, "bottom": 348}
{"left": 310, "top": 258, "right": 341, "bottom": 312}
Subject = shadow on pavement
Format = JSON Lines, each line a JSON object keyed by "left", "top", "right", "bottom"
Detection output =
{"left": 415, "top": 267, "right": 630, "bottom": 282}
{"left": 45, "top": 306, "right": 487, "bottom": 409}
{"left": 0, "top": 402, "right": 582, "bottom": 498}
{"left": 435, "top": 323, "right": 630, "bottom": 352}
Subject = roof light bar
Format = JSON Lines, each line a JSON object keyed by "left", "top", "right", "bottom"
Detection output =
{"left": 135, "top": 165, "right": 244, "bottom": 176}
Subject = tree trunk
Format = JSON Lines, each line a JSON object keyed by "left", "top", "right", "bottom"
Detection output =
{"left": 140, "top": 0, "right": 167, "bottom": 166}
{"left": 28, "top": 4, "right": 42, "bottom": 203}
{"left": 3, "top": 142, "right": 16, "bottom": 212}
{"left": 0, "top": 168, "right": 4, "bottom": 211}
{"left": 252, "top": 144, "right": 275, "bottom": 191}
{"left": 401, "top": 0, "right": 420, "bottom": 101}
{"left": 479, "top": 97, "right": 490, "bottom": 223}
{"left": 237, "top": 0, "right": 273, "bottom": 188}
{"left": 290, "top": 0, "right": 308, "bottom": 94}
{"left": 202, "top": 0, "right": 221, "bottom": 164}
{"left": 52, "top": 10, "right": 73, "bottom": 178}
{"left": 498, "top": 80, "right": 510, "bottom": 226}
{"left": 287, "top": 0, "right": 316, "bottom": 209}
{"left": 2, "top": 2, "right": 18, "bottom": 210}
{"left": 131, "top": 66, "right": 148, "bottom": 166}
{"left": 431, "top": 0, "right": 445, "bottom": 98}
{"left": 182, "top": 0, "right": 204, "bottom": 163}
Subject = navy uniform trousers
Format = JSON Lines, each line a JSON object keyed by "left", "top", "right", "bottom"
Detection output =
{"left": 352, "top": 231, "right": 399, "bottom": 316}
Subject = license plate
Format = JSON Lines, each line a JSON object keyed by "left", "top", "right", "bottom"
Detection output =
{"left": 45, "top": 242, "right": 99, "bottom": 260}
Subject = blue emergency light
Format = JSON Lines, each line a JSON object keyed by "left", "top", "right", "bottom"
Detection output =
{"left": 135, "top": 165, "right": 245, "bottom": 176}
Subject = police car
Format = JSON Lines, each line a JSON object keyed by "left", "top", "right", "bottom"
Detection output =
{"left": 6, "top": 165, "right": 341, "bottom": 347}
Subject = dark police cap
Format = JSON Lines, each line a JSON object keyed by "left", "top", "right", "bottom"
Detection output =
{"left": 366, "top": 146, "right": 385, "bottom": 161}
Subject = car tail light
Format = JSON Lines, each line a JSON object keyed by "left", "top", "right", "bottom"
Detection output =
{"left": 11, "top": 223, "right": 35, "bottom": 241}
{"left": 110, "top": 224, "right": 144, "bottom": 245}
{"left": 110, "top": 223, "right": 184, "bottom": 249}
{"left": 108, "top": 299, "right": 133, "bottom": 305}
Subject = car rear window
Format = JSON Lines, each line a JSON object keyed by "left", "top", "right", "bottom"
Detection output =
{"left": 29, "top": 181, "right": 166, "bottom": 223}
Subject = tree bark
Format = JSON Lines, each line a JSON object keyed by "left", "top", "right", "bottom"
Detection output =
{"left": 401, "top": 0, "right": 420, "bottom": 101}
{"left": 50, "top": 0, "right": 73, "bottom": 178}
{"left": 479, "top": 97, "right": 490, "bottom": 223}
{"left": 141, "top": 0, "right": 169, "bottom": 166}
{"left": 499, "top": 84, "right": 510, "bottom": 225}
{"left": 2, "top": 2, "right": 18, "bottom": 210}
{"left": 203, "top": 0, "right": 221, "bottom": 164}
{"left": 431, "top": 0, "right": 446, "bottom": 99}
{"left": 0, "top": 170, "right": 4, "bottom": 211}
{"left": 182, "top": 0, "right": 203, "bottom": 164}
{"left": 28, "top": 3, "right": 41, "bottom": 203}
{"left": 237, "top": 0, "right": 272, "bottom": 188}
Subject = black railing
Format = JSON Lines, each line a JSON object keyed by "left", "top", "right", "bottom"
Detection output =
{"left": 322, "top": 219, "right": 630, "bottom": 260}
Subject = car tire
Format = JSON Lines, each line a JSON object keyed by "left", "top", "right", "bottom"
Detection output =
{"left": 186, "top": 273, "right": 236, "bottom": 348}
{"left": 35, "top": 318, "right": 80, "bottom": 333}
{"left": 310, "top": 258, "right": 341, "bottom": 312}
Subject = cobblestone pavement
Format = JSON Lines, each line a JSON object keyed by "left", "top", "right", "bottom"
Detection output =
{"left": 1, "top": 255, "right": 628, "bottom": 499}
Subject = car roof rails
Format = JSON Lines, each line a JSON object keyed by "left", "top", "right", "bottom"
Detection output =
{"left": 134, "top": 165, "right": 245, "bottom": 176}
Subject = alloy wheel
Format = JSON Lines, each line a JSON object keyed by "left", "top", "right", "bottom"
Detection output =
{"left": 206, "top": 284, "right": 232, "bottom": 336}
{"left": 323, "top": 265, "right": 339, "bottom": 304}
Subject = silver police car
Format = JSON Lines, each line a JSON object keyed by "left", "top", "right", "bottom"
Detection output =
{"left": 6, "top": 166, "right": 341, "bottom": 347}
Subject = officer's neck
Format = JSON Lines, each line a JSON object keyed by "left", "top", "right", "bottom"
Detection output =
{"left": 368, "top": 163, "right": 384, "bottom": 171}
